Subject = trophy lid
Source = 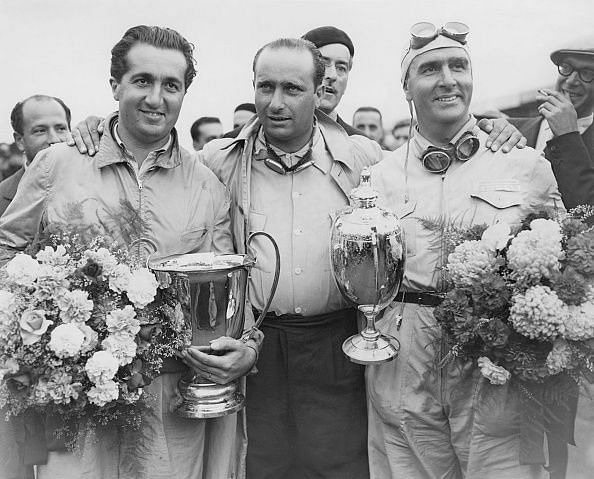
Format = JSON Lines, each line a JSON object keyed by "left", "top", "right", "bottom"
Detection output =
{"left": 350, "top": 168, "right": 378, "bottom": 208}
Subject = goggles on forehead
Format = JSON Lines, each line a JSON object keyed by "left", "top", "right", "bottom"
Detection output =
{"left": 409, "top": 21, "right": 470, "bottom": 50}
{"left": 420, "top": 131, "right": 479, "bottom": 173}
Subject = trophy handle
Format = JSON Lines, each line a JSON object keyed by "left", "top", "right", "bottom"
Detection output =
{"left": 245, "top": 231, "right": 280, "bottom": 331}
{"left": 129, "top": 237, "right": 158, "bottom": 268}
{"left": 371, "top": 226, "right": 381, "bottom": 310}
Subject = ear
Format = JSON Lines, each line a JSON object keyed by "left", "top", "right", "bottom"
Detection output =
{"left": 404, "top": 81, "right": 413, "bottom": 102}
{"left": 13, "top": 132, "right": 25, "bottom": 153}
{"left": 314, "top": 84, "right": 323, "bottom": 108}
{"left": 110, "top": 77, "right": 120, "bottom": 101}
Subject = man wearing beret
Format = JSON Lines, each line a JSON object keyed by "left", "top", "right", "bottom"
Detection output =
{"left": 510, "top": 40, "right": 594, "bottom": 209}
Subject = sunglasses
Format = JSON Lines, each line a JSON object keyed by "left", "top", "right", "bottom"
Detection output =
{"left": 557, "top": 62, "right": 594, "bottom": 83}
{"left": 410, "top": 21, "right": 470, "bottom": 50}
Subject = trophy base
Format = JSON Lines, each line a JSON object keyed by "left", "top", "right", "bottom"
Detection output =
{"left": 342, "top": 333, "right": 399, "bottom": 365}
{"left": 176, "top": 377, "right": 245, "bottom": 419}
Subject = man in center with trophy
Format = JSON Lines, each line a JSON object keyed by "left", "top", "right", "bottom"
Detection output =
{"left": 366, "top": 22, "right": 562, "bottom": 478}
{"left": 200, "top": 37, "right": 383, "bottom": 479}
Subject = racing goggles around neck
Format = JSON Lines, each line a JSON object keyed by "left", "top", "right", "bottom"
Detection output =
{"left": 410, "top": 21, "right": 470, "bottom": 50}
{"left": 261, "top": 139, "right": 315, "bottom": 175}
{"left": 420, "top": 131, "right": 479, "bottom": 173}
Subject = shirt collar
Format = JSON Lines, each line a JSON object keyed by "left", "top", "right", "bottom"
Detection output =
{"left": 94, "top": 112, "right": 181, "bottom": 169}
{"left": 577, "top": 113, "right": 594, "bottom": 133}
{"left": 254, "top": 118, "right": 320, "bottom": 160}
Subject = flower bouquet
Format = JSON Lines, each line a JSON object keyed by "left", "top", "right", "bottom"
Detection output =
{"left": 0, "top": 224, "right": 190, "bottom": 444}
{"left": 434, "top": 207, "right": 594, "bottom": 386}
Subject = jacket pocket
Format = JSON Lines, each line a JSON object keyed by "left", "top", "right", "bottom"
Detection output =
{"left": 471, "top": 181, "right": 522, "bottom": 209}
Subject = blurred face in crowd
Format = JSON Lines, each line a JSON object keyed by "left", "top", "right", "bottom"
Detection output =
{"left": 391, "top": 125, "right": 410, "bottom": 149}
{"left": 353, "top": 110, "right": 383, "bottom": 144}
{"left": 254, "top": 47, "right": 321, "bottom": 152}
{"left": 318, "top": 43, "right": 351, "bottom": 115}
{"left": 233, "top": 109, "right": 254, "bottom": 129}
{"left": 193, "top": 122, "right": 223, "bottom": 151}
{"left": 405, "top": 47, "right": 472, "bottom": 137}
{"left": 14, "top": 98, "right": 70, "bottom": 163}
{"left": 555, "top": 54, "right": 594, "bottom": 118}
{"left": 110, "top": 43, "right": 186, "bottom": 150}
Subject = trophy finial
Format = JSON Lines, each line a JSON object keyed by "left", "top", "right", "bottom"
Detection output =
{"left": 351, "top": 167, "right": 378, "bottom": 208}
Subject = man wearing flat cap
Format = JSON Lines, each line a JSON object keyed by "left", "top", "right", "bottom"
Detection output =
{"left": 366, "top": 22, "right": 561, "bottom": 478}
{"left": 510, "top": 39, "right": 594, "bottom": 209}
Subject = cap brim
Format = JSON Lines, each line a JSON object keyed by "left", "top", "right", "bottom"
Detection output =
{"left": 551, "top": 49, "right": 594, "bottom": 64}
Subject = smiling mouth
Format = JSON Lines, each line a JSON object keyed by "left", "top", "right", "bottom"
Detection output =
{"left": 435, "top": 95, "right": 459, "bottom": 103}
{"left": 323, "top": 86, "right": 336, "bottom": 95}
{"left": 269, "top": 116, "right": 290, "bottom": 122}
{"left": 564, "top": 90, "right": 582, "bottom": 99}
{"left": 141, "top": 110, "right": 165, "bottom": 119}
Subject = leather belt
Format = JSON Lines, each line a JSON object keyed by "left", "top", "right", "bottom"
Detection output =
{"left": 394, "top": 291, "right": 444, "bottom": 307}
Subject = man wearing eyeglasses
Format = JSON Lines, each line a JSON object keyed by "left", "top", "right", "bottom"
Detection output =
{"left": 510, "top": 42, "right": 594, "bottom": 209}
{"left": 366, "top": 22, "right": 561, "bottom": 479}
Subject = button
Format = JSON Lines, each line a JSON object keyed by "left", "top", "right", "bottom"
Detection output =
{"left": 294, "top": 229, "right": 303, "bottom": 236}
{"left": 295, "top": 267, "right": 302, "bottom": 275}
{"left": 294, "top": 307, "right": 303, "bottom": 314}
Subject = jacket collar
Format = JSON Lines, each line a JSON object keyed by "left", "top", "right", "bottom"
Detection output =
{"left": 95, "top": 112, "right": 182, "bottom": 170}
{"left": 222, "top": 109, "right": 356, "bottom": 171}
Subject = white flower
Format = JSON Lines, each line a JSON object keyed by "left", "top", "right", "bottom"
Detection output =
{"left": 5, "top": 254, "right": 41, "bottom": 287}
{"left": 509, "top": 285, "right": 568, "bottom": 340}
{"left": 85, "top": 351, "right": 119, "bottom": 384}
{"left": 0, "top": 291, "right": 16, "bottom": 312}
{"left": 0, "top": 358, "right": 19, "bottom": 382}
{"left": 126, "top": 268, "right": 158, "bottom": 309}
{"left": 447, "top": 240, "right": 498, "bottom": 286}
{"left": 105, "top": 305, "right": 139, "bottom": 338}
{"left": 564, "top": 301, "right": 594, "bottom": 341}
{"left": 102, "top": 335, "right": 137, "bottom": 366}
{"left": 48, "top": 323, "right": 86, "bottom": 358}
{"left": 108, "top": 264, "right": 132, "bottom": 294}
{"left": 56, "top": 290, "right": 93, "bottom": 323}
{"left": 481, "top": 223, "right": 511, "bottom": 251}
{"left": 87, "top": 380, "right": 119, "bottom": 406}
{"left": 546, "top": 339, "right": 573, "bottom": 375}
{"left": 477, "top": 356, "right": 511, "bottom": 385}
{"left": 36, "top": 245, "right": 69, "bottom": 266}
{"left": 19, "top": 309, "right": 53, "bottom": 346}
{"left": 78, "top": 324, "right": 99, "bottom": 353}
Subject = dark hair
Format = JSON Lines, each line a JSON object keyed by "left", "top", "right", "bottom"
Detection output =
{"left": 234, "top": 103, "right": 256, "bottom": 114}
{"left": 190, "top": 116, "right": 222, "bottom": 141}
{"left": 353, "top": 106, "right": 383, "bottom": 124}
{"left": 111, "top": 25, "right": 197, "bottom": 91}
{"left": 252, "top": 38, "right": 325, "bottom": 89}
{"left": 10, "top": 95, "right": 72, "bottom": 135}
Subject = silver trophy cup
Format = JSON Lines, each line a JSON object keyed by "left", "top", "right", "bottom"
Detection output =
{"left": 149, "top": 232, "right": 279, "bottom": 418}
{"left": 330, "top": 168, "right": 406, "bottom": 364}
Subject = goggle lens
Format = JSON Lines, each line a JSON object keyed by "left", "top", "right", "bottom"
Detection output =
{"left": 455, "top": 135, "right": 480, "bottom": 160}
{"left": 409, "top": 21, "right": 469, "bottom": 50}
{"left": 422, "top": 150, "right": 451, "bottom": 173}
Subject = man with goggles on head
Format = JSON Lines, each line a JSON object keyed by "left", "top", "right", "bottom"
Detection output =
{"left": 366, "top": 22, "right": 561, "bottom": 479}
{"left": 509, "top": 39, "right": 594, "bottom": 210}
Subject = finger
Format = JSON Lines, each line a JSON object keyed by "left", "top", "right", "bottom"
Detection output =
{"left": 209, "top": 337, "right": 240, "bottom": 351}
{"left": 516, "top": 136, "right": 527, "bottom": 149}
{"left": 65, "top": 131, "right": 75, "bottom": 147}
{"left": 71, "top": 128, "right": 88, "bottom": 154}
{"left": 97, "top": 119, "right": 105, "bottom": 135}
{"left": 501, "top": 131, "right": 525, "bottom": 153}
{"left": 477, "top": 118, "right": 494, "bottom": 134}
{"left": 484, "top": 120, "right": 506, "bottom": 149}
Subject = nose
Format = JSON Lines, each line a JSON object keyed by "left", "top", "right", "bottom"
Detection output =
{"left": 439, "top": 66, "right": 456, "bottom": 86}
{"left": 47, "top": 128, "right": 62, "bottom": 145}
{"left": 269, "top": 87, "right": 284, "bottom": 111}
{"left": 145, "top": 85, "right": 163, "bottom": 107}
{"left": 566, "top": 70, "right": 582, "bottom": 85}
{"left": 325, "top": 62, "right": 337, "bottom": 81}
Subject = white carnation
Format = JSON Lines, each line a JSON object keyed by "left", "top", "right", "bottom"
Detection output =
{"left": 87, "top": 380, "right": 119, "bottom": 406}
{"left": 5, "top": 254, "right": 41, "bottom": 287}
{"left": 85, "top": 351, "right": 119, "bottom": 384}
{"left": 109, "top": 264, "right": 132, "bottom": 294}
{"left": 481, "top": 222, "right": 512, "bottom": 251}
{"left": 48, "top": 323, "right": 86, "bottom": 358}
{"left": 56, "top": 290, "right": 93, "bottom": 323}
{"left": 102, "top": 335, "right": 137, "bottom": 366}
{"left": 126, "top": 268, "right": 158, "bottom": 309}
{"left": 105, "top": 305, "right": 139, "bottom": 338}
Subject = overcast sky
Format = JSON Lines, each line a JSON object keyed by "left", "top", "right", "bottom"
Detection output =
{"left": 1, "top": 0, "right": 590, "bottom": 151}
